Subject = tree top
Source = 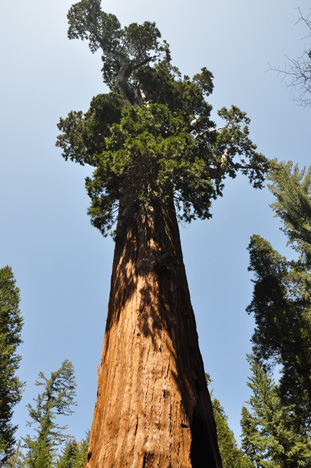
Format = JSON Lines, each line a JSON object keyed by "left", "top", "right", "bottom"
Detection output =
{"left": 57, "top": 0, "right": 269, "bottom": 236}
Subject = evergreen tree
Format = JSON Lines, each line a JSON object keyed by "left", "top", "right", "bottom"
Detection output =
{"left": 58, "top": 0, "right": 268, "bottom": 238}
{"left": 240, "top": 406, "right": 259, "bottom": 467}
{"left": 247, "top": 161, "right": 311, "bottom": 429}
{"left": 2, "top": 440, "right": 25, "bottom": 468}
{"left": 57, "top": 432, "right": 89, "bottom": 468}
{"left": 206, "top": 374, "right": 253, "bottom": 468}
{"left": 0, "top": 266, "right": 24, "bottom": 463}
{"left": 56, "top": 1, "right": 268, "bottom": 466}
{"left": 73, "top": 433, "right": 89, "bottom": 468}
{"left": 241, "top": 356, "right": 311, "bottom": 468}
{"left": 212, "top": 399, "right": 252, "bottom": 468}
{"left": 23, "top": 360, "right": 77, "bottom": 468}
{"left": 269, "top": 161, "right": 311, "bottom": 263}
{"left": 57, "top": 438, "right": 78, "bottom": 468}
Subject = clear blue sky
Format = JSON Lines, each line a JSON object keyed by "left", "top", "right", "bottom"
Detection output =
{"left": 1, "top": 0, "right": 310, "bottom": 446}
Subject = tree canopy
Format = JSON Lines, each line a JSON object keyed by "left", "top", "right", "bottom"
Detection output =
{"left": 56, "top": 0, "right": 268, "bottom": 237}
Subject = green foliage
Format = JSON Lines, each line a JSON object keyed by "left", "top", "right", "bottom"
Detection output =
{"left": 23, "top": 361, "right": 77, "bottom": 468}
{"left": 241, "top": 356, "right": 311, "bottom": 468}
{"left": 206, "top": 374, "right": 252, "bottom": 468}
{"left": 57, "top": 0, "right": 268, "bottom": 236}
{"left": 247, "top": 161, "right": 311, "bottom": 428}
{"left": 56, "top": 432, "right": 89, "bottom": 468}
{"left": 57, "top": 439, "right": 78, "bottom": 468}
{"left": 0, "top": 266, "right": 24, "bottom": 463}
{"left": 1, "top": 440, "right": 25, "bottom": 468}
{"left": 269, "top": 160, "right": 311, "bottom": 264}
{"left": 240, "top": 406, "right": 259, "bottom": 467}
{"left": 67, "top": 0, "right": 169, "bottom": 99}
{"left": 212, "top": 399, "right": 252, "bottom": 468}
{"left": 73, "top": 434, "right": 89, "bottom": 468}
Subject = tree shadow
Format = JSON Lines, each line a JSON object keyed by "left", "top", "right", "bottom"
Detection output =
{"left": 99, "top": 198, "right": 220, "bottom": 467}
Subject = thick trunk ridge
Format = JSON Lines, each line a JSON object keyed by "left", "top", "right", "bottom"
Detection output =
{"left": 85, "top": 200, "right": 222, "bottom": 468}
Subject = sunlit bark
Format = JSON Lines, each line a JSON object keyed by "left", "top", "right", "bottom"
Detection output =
{"left": 85, "top": 198, "right": 222, "bottom": 468}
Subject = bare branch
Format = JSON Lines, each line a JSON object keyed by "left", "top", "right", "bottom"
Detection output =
{"left": 193, "top": 126, "right": 225, "bottom": 140}
{"left": 269, "top": 7, "right": 311, "bottom": 107}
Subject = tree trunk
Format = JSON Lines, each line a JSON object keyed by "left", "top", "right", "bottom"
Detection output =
{"left": 85, "top": 198, "right": 222, "bottom": 468}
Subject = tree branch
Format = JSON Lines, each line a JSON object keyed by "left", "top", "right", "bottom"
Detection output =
{"left": 193, "top": 126, "right": 224, "bottom": 140}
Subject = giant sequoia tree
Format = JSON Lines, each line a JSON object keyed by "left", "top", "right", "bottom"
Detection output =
{"left": 56, "top": 1, "right": 268, "bottom": 466}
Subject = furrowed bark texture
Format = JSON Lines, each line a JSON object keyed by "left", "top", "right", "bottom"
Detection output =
{"left": 85, "top": 200, "right": 222, "bottom": 468}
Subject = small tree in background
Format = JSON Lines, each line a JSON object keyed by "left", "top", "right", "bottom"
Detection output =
{"left": 212, "top": 399, "right": 253, "bottom": 468}
{"left": 0, "top": 266, "right": 24, "bottom": 463}
{"left": 206, "top": 374, "right": 253, "bottom": 468}
{"left": 240, "top": 406, "right": 260, "bottom": 467}
{"left": 23, "top": 360, "right": 77, "bottom": 468}
{"left": 241, "top": 356, "right": 311, "bottom": 467}
{"left": 1, "top": 439, "right": 25, "bottom": 468}
{"left": 56, "top": 432, "right": 90, "bottom": 468}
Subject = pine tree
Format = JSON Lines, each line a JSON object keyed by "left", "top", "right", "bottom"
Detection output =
{"left": 240, "top": 406, "right": 259, "bottom": 467}
{"left": 2, "top": 439, "right": 25, "bottom": 468}
{"left": 206, "top": 374, "right": 253, "bottom": 468}
{"left": 56, "top": 1, "right": 268, "bottom": 466}
{"left": 57, "top": 438, "right": 79, "bottom": 468}
{"left": 269, "top": 161, "right": 311, "bottom": 262}
{"left": 73, "top": 434, "right": 89, "bottom": 468}
{"left": 23, "top": 360, "right": 77, "bottom": 468}
{"left": 212, "top": 399, "right": 252, "bottom": 468}
{"left": 247, "top": 161, "right": 311, "bottom": 429}
{"left": 241, "top": 356, "right": 311, "bottom": 468}
{"left": 56, "top": 433, "right": 89, "bottom": 468}
{"left": 0, "top": 266, "right": 24, "bottom": 463}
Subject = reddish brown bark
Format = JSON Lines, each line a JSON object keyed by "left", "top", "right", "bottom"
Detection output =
{"left": 85, "top": 199, "right": 222, "bottom": 468}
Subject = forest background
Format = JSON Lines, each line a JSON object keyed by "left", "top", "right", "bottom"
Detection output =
{"left": 1, "top": 0, "right": 310, "bottom": 446}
